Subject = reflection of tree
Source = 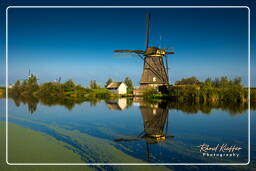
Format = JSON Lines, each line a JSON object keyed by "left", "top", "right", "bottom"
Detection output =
{"left": 167, "top": 101, "right": 248, "bottom": 115}
{"left": 39, "top": 97, "right": 82, "bottom": 111}
{"left": 9, "top": 94, "right": 250, "bottom": 115}
{"left": 10, "top": 95, "right": 84, "bottom": 113}
{"left": 12, "top": 96, "right": 21, "bottom": 107}
{"left": 10, "top": 95, "right": 39, "bottom": 114}
{"left": 126, "top": 97, "right": 133, "bottom": 108}
{"left": 89, "top": 99, "right": 99, "bottom": 107}
{"left": 27, "top": 98, "right": 38, "bottom": 114}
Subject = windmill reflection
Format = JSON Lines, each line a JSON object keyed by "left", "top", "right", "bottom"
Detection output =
{"left": 114, "top": 100, "right": 174, "bottom": 161}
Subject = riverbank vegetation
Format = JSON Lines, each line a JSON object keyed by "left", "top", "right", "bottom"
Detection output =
{"left": 144, "top": 76, "right": 256, "bottom": 109}
{"left": 2, "top": 75, "right": 256, "bottom": 112}
{"left": 6, "top": 75, "right": 118, "bottom": 110}
{"left": 0, "top": 86, "right": 5, "bottom": 97}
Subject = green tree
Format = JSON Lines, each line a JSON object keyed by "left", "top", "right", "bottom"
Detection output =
{"left": 175, "top": 76, "right": 200, "bottom": 85}
{"left": 64, "top": 80, "right": 75, "bottom": 91}
{"left": 204, "top": 77, "right": 213, "bottom": 87}
{"left": 90, "top": 80, "right": 100, "bottom": 89}
{"left": 10, "top": 80, "right": 21, "bottom": 96}
{"left": 232, "top": 76, "right": 242, "bottom": 86}
{"left": 124, "top": 77, "right": 133, "bottom": 89}
{"left": 220, "top": 76, "right": 229, "bottom": 88}
{"left": 13, "top": 80, "right": 21, "bottom": 91}
{"left": 213, "top": 78, "right": 220, "bottom": 87}
{"left": 27, "top": 74, "right": 39, "bottom": 90}
{"left": 16, "top": 74, "right": 39, "bottom": 96}
{"left": 13, "top": 80, "right": 21, "bottom": 88}
{"left": 105, "top": 78, "right": 113, "bottom": 88}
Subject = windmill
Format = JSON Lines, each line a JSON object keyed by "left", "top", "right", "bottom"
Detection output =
{"left": 23, "top": 69, "right": 39, "bottom": 81}
{"left": 28, "top": 69, "right": 31, "bottom": 79}
{"left": 54, "top": 76, "right": 62, "bottom": 83}
{"left": 114, "top": 102, "right": 174, "bottom": 161}
{"left": 114, "top": 13, "right": 174, "bottom": 89}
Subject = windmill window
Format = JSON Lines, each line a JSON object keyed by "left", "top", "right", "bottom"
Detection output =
{"left": 153, "top": 77, "right": 156, "bottom": 82}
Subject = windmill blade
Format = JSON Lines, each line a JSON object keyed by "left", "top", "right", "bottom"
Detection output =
{"left": 145, "top": 13, "right": 151, "bottom": 50}
{"left": 159, "top": 35, "right": 162, "bottom": 48}
{"left": 164, "top": 47, "right": 174, "bottom": 50}
{"left": 165, "top": 51, "right": 175, "bottom": 54}
{"left": 164, "top": 55, "right": 169, "bottom": 83}
{"left": 166, "top": 135, "right": 175, "bottom": 139}
{"left": 114, "top": 50, "right": 145, "bottom": 54}
{"left": 114, "top": 137, "right": 143, "bottom": 142}
{"left": 138, "top": 130, "right": 145, "bottom": 137}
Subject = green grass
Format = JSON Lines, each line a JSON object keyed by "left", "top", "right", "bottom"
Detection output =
{"left": 7, "top": 123, "right": 84, "bottom": 163}
{"left": 0, "top": 121, "right": 93, "bottom": 171}
{"left": 0, "top": 120, "right": 171, "bottom": 171}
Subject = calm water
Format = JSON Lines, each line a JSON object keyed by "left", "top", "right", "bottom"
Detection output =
{"left": 1, "top": 98, "right": 251, "bottom": 164}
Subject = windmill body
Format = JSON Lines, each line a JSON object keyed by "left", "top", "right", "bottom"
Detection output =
{"left": 114, "top": 13, "right": 174, "bottom": 90}
{"left": 140, "top": 47, "right": 169, "bottom": 88}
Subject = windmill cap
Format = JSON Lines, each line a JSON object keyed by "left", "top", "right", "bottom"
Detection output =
{"left": 145, "top": 47, "right": 160, "bottom": 55}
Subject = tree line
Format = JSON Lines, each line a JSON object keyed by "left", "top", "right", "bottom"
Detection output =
{"left": 8, "top": 75, "right": 134, "bottom": 101}
{"left": 145, "top": 76, "right": 256, "bottom": 108}
{"left": 5, "top": 75, "right": 256, "bottom": 113}
{"left": 6, "top": 75, "right": 134, "bottom": 112}
{"left": 174, "top": 76, "right": 243, "bottom": 87}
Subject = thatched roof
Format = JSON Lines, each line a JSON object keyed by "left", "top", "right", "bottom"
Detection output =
{"left": 107, "top": 82, "right": 123, "bottom": 89}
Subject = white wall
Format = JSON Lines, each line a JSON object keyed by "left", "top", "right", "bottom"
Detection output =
{"left": 117, "top": 83, "right": 127, "bottom": 94}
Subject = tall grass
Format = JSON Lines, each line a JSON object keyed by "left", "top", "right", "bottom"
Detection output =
{"left": 143, "top": 76, "right": 256, "bottom": 110}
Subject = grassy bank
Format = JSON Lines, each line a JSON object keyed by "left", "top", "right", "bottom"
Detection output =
{"left": 0, "top": 121, "right": 94, "bottom": 171}
{"left": 6, "top": 121, "right": 84, "bottom": 163}
{"left": 143, "top": 76, "right": 256, "bottom": 109}
{"left": 0, "top": 120, "right": 171, "bottom": 171}
{"left": 144, "top": 86, "right": 256, "bottom": 110}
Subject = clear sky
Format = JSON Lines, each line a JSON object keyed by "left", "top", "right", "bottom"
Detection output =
{"left": 5, "top": 7, "right": 250, "bottom": 87}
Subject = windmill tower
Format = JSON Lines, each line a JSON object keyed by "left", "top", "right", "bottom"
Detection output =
{"left": 28, "top": 69, "right": 31, "bottom": 79}
{"left": 114, "top": 13, "right": 174, "bottom": 89}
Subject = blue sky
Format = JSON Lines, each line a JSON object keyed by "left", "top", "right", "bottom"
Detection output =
{"left": 0, "top": 0, "right": 254, "bottom": 87}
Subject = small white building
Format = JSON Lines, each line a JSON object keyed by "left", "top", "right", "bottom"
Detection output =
{"left": 106, "top": 82, "right": 127, "bottom": 94}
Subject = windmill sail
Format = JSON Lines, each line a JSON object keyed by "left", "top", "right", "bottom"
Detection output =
{"left": 114, "top": 13, "right": 174, "bottom": 89}
{"left": 145, "top": 13, "right": 151, "bottom": 49}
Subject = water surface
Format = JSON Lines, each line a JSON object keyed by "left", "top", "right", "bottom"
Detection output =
{"left": 1, "top": 98, "right": 250, "bottom": 165}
